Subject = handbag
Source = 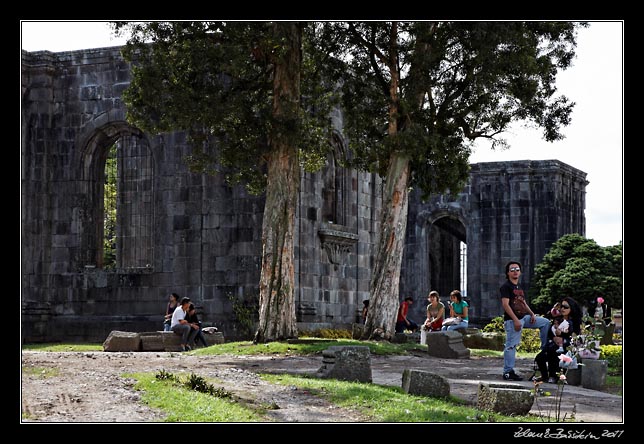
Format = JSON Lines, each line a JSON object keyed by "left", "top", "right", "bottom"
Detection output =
{"left": 442, "top": 317, "right": 460, "bottom": 326}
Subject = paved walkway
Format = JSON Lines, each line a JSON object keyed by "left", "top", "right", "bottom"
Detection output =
{"left": 239, "top": 351, "right": 623, "bottom": 423}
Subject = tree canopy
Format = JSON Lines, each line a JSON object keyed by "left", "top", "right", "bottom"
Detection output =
{"left": 316, "top": 21, "right": 585, "bottom": 199}
{"left": 309, "top": 21, "right": 586, "bottom": 339}
{"left": 530, "top": 233, "right": 623, "bottom": 311}
{"left": 114, "top": 21, "right": 336, "bottom": 193}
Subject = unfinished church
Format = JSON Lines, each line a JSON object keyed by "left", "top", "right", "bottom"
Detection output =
{"left": 21, "top": 46, "right": 588, "bottom": 343}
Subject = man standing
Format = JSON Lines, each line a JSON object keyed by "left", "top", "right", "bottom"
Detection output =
{"left": 171, "top": 296, "right": 199, "bottom": 352}
{"left": 500, "top": 261, "right": 549, "bottom": 380}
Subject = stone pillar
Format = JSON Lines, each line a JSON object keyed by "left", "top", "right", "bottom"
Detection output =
{"left": 581, "top": 359, "right": 608, "bottom": 390}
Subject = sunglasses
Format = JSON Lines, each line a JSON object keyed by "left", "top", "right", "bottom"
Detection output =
{"left": 561, "top": 305, "right": 571, "bottom": 309}
{"left": 509, "top": 267, "right": 521, "bottom": 272}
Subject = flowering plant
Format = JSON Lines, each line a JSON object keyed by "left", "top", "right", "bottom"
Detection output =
{"left": 568, "top": 318, "right": 602, "bottom": 361}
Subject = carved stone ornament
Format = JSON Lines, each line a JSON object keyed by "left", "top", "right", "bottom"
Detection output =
{"left": 318, "top": 224, "right": 358, "bottom": 265}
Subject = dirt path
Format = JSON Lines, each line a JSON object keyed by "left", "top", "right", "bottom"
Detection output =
{"left": 20, "top": 350, "right": 623, "bottom": 423}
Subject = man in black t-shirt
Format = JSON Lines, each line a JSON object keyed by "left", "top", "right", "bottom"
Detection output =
{"left": 500, "top": 260, "right": 550, "bottom": 381}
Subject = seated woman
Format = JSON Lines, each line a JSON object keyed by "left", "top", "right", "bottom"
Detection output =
{"left": 420, "top": 291, "right": 445, "bottom": 345}
{"left": 163, "top": 293, "right": 179, "bottom": 332}
{"left": 185, "top": 303, "right": 208, "bottom": 348}
{"left": 441, "top": 290, "right": 469, "bottom": 331}
{"left": 535, "top": 296, "right": 582, "bottom": 383}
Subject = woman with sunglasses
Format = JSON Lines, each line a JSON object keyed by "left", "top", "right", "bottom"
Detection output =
{"left": 535, "top": 296, "right": 582, "bottom": 383}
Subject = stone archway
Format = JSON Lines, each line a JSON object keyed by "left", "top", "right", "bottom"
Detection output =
{"left": 427, "top": 213, "right": 467, "bottom": 306}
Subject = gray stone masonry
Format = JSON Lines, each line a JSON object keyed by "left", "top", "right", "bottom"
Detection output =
{"left": 477, "top": 382, "right": 534, "bottom": 416}
{"left": 317, "top": 346, "right": 372, "bottom": 382}
{"left": 581, "top": 359, "right": 608, "bottom": 391}
{"left": 102, "top": 331, "right": 141, "bottom": 352}
{"left": 401, "top": 369, "right": 450, "bottom": 398}
{"left": 426, "top": 331, "right": 471, "bottom": 359}
{"left": 103, "top": 330, "right": 225, "bottom": 352}
{"left": 462, "top": 331, "right": 505, "bottom": 351}
{"left": 22, "top": 47, "right": 588, "bottom": 343}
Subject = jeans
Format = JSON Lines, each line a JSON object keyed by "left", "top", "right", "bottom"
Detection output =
{"left": 441, "top": 319, "right": 469, "bottom": 331}
{"left": 503, "top": 315, "right": 550, "bottom": 374}
{"left": 171, "top": 323, "right": 198, "bottom": 346}
{"left": 395, "top": 320, "right": 419, "bottom": 333}
{"left": 163, "top": 321, "right": 171, "bottom": 332}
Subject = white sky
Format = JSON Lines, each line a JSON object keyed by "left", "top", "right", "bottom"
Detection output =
{"left": 21, "top": 21, "right": 623, "bottom": 247}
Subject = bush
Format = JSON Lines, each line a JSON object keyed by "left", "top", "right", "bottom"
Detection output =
{"left": 299, "top": 328, "right": 352, "bottom": 339}
{"left": 481, "top": 316, "right": 541, "bottom": 353}
{"left": 600, "top": 344, "right": 623, "bottom": 370}
{"left": 482, "top": 316, "right": 504, "bottom": 333}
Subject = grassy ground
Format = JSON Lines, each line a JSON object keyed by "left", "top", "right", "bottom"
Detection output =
{"left": 23, "top": 340, "right": 622, "bottom": 422}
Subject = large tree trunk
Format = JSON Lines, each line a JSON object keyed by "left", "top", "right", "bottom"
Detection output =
{"left": 362, "top": 153, "right": 411, "bottom": 340}
{"left": 254, "top": 23, "right": 301, "bottom": 343}
{"left": 362, "top": 22, "right": 413, "bottom": 340}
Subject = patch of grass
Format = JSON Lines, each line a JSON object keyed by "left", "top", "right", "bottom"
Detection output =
{"left": 192, "top": 339, "right": 426, "bottom": 357}
{"left": 21, "top": 366, "right": 60, "bottom": 378}
{"left": 605, "top": 374, "right": 622, "bottom": 396}
{"left": 22, "top": 343, "right": 103, "bottom": 352}
{"left": 261, "top": 373, "right": 534, "bottom": 422}
{"left": 127, "top": 372, "right": 265, "bottom": 422}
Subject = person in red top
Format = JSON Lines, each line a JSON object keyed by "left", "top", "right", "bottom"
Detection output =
{"left": 395, "top": 297, "right": 419, "bottom": 333}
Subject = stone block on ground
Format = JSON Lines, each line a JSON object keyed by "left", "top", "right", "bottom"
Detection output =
{"left": 103, "top": 330, "right": 141, "bottom": 352}
{"left": 477, "top": 382, "right": 534, "bottom": 416}
{"left": 161, "top": 331, "right": 184, "bottom": 352}
{"left": 207, "top": 331, "right": 225, "bottom": 344}
{"left": 401, "top": 369, "right": 450, "bottom": 398}
{"left": 463, "top": 331, "right": 505, "bottom": 351}
{"left": 317, "top": 345, "right": 372, "bottom": 382}
{"left": 139, "top": 331, "right": 166, "bottom": 351}
{"left": 581, "top": 359, "right": 608, "bottom": 390}
{"left": 426, "top": 331, "right": 470, "bottom": 358}
{"left": 352, "top": 323, "right": 364, "bottom": 340}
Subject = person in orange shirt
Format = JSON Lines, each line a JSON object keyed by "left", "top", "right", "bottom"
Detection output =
{"left": 395, "top": 297, "right": 419, "bottom": 333}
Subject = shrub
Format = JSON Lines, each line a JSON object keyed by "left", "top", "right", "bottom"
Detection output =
{"left": 600, "top": 344, "right": 623, "bottom": 370}
{"left": 482, "top": 316, "right": 504, "bottom": 333}
{"left": 299, "top": 328, "right": 352, "bottom": 339}
{"left": 481, "top": 316, "right": 542, "bottom": 353}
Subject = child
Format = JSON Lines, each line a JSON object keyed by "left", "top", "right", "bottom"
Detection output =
{"left": 551, "top": 316, "right": 569, "bottom": 353}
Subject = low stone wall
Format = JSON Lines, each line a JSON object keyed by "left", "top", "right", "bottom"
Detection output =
{"left": 426, "top": 331, "right": 470, "bottom": 358}
{"left": 401, "top": 369, "right": 450, "bottom": 398}
{"left": 317, "top": 346, "right": 372, "bottom": 382}
{"left": 477, "top": 382, "right": 534, "bottom": 416}
{"left": 103, "top": 330, "right": 224, "bottom": 352}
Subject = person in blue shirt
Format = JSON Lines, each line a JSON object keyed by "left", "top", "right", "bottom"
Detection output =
{"left": 441, "top": 290, "right": 469, "bottom": 331}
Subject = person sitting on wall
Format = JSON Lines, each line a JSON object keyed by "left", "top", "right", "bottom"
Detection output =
{"left": 170, "top": 297, "right": 199, "bottom": 352}
{"left": 420, "top": 290, "right": 445, "bottom": 345}
{"left": 163, "top": 292, "right": 180, "bottom": 332}
{"left": 395, "top": 296, "right": 419, "bottom": 333}
{"left": 185, "top": 303, "right": 208, "bottom": 348}
{"left": 441, "top": 290, "right": 469, "bottom": 332}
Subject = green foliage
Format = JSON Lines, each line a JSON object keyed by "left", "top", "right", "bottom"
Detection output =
{"left": 314, "top": 21, "right": 585, "bottom": 200}
{"left": 114, "top": 21, "right": 337, "bottom": 195}
{"left": 131, "top": 372, "right": 263, "bottom": 422}
{"left": 530, "top": 234, "right": 623, "bottom": 310}
{"left": 480, "top": 316, "right": 541, "bottom": 353}
{"left": 516, "top": 329, "right": 542, "bottom": 353}
{"left": 227, "top": 292, "right": 259, "bottom": 338}
{"left": 21, "top": 343, "right": 103, "bottom": 352}
{"left": 103, "top": 144, "right": 117, "bottom": 269}
{"left": 600, "top": 344, "right": 623, "bottom": 370}
{"left": 263, "top": 373, "right": 532, "bottom": 422}
{"left": 482, "top": 316, "right": 505, "bottom": 333}
{"left": 22, "top": 366, "right": 60, "bottom": 378}
{"left": 299, "top": 328, "right": 353, "bottom": 339}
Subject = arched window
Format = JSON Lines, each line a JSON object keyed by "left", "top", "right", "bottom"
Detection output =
{"left": 81, "top": 126, "right": 154, "bottom": 271}
{"left": 322, "top": 133, "right": 349, "bottom": 225}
